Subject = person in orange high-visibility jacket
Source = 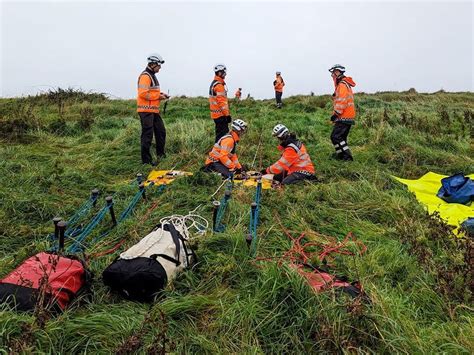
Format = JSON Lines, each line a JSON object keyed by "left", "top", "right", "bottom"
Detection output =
{"left": 328, "top": 64, "right": 356, "bottom": 161}
{"left": 202, "top": 119, "right": 248, "bottom": 178}
{"left": 235, "top": 88, "right": 242, "bottom": 100}
{"left": 273, "top": 71, "right": 285, "bottom": 108}
{"left": 209, "top": 64, "right": 231, "bottom": 142}
{"left": 137, "top": 53, "right": 170, "bottom": 165}
{"left": 260, "top": 124, "right": 316, "bottom": 185}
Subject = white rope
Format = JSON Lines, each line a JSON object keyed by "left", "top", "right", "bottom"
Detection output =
{"left": 159, "top": 210, "right": 209, "bottom": 240}
{"left": 120, "top": 210, "right": 209, "bottom": 259}
{"left": 210, "top": 179, "right": 229, "bottom": 199}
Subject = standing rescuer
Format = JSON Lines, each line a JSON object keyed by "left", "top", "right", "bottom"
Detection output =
{"left": 329, "top": 64, "right": 356, "bottom": 161}
{"left": 273, "top": 71, "right": 285, "bottom": 108}
{"left": 137, "top": 53, "right": 170, "bottom": 165}
{"left": 209, "top": 64, "right": 231, "bottom": 142}
{"left": 260, "top": 124, "right": 316, "bottom": 185}
{"left": 235, "top": 88, "right": 242, "bottom": 100}
{"left": 203, "top": 119, "right": 248, "bottom": 178}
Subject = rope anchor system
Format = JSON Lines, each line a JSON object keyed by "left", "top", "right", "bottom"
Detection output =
{"left": 49, "top": 178, "right": 166, "bottom": 254}
{"left": 248, "top": 178, "right": 262, "bottom": 257}
{"left": 212, "top": 176, "right": 233, "bottom": 232}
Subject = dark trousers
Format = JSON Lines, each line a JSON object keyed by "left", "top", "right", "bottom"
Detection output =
{"left": 202, "top": 162, "right": 232, "bottom": 178}
{"left": 139, "top": 112, "right": 166, "bottom": 164}
{"left": 214, "top": 116, "right": 231, "bottom": 142}
{"left": 274, "top": 171, "right": 316, "bottom": 185}
{"left": 275, "top": 91, "right": 283, "bottom": 107}
{"left": 330, "top": 122, "right": 353, "bottom": 160}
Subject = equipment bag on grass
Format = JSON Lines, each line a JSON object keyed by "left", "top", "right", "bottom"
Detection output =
{"left": 103, "top": 222, "right": 196, "bottom": 302}
{"left": 0, "top": 252, "right": 92, "bottom": 312}
{"left": 437, "top": 173, "right": 474, "bottom": 205}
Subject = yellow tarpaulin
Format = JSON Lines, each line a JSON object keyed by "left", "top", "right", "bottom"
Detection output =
{"left": 145, "top": 170, "right": 193, "bottom": 186}
{"left": 393, "top": 172, "right": 474, "bottom": 236}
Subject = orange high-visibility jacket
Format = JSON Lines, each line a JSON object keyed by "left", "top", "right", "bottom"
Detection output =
{"left": 235, "top": 89, "right": 241, "bottom": 98}
{"left": 333, "top": 76, "right": 356, "bottom": 122}
{"left": 274, "top": 76, "right": 285, "bottom": 92}
{"left": 205, "top": 131, "right": 242, "bottom": 170}
{"left": 137, "top": 67, "right": 161, "bottom": 113}
{"left": 266, "top": 141, "right": 315, "bottom": 175}
{"left": 209, "top": 76, "right": 230, "bottom": 119}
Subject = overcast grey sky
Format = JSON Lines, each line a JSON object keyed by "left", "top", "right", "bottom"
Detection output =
{"left": 1, "top": 0, "right": 473, "bottom": 98}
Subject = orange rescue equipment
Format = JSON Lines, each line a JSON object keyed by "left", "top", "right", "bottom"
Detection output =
{"left": 333, "top": 77, "right": 356, "bottom": 122}
{"left": 274, "top": 76, "right": 285, "bottom": 92}
{"left": 209, "top": 76, "right": 229, "bottom": 119}
{"left": 205, "top": 131, "right": 241, "bottom": 170}
{"left": 266, "top": 142, "right": 315, "bottom": 175}
{"left": 137, "top": 68, "right": 161, "bottom": 113}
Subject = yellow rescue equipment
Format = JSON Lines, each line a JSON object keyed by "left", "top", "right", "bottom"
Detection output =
{"left": 394, "top": 172, "right": 474, "bottom": 237}
{"left": 145, "top": 170, "right": 193, "bottom": 187}
{"left": 234, "top": 172, "right": 274, "bottom": 190}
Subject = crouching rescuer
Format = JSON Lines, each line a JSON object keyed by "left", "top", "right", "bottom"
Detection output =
{"left": 261, "top": 124, "right": 316, "bottom": 185}
{"left": 202, "top": 119, "right": 248, "bottom": 178}
{"left": 329, "top": 64, "right": 356, "bottom": 161}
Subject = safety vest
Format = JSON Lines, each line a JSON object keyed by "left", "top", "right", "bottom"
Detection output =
{"left": 274, "top": 76, "right": 285, "bottom": 92}
{"left": 267, "top": 141, "right": 315, "bottom": 175}
{"left": 205, "top": 131, "right": 241, "bottom": 170}
{"left": 209, "top": 76, "right": 229, "bottom": 119}
{"left": 333, "top": 76, "right": 356, "bottom": 122}
{"left": 137, "top": 67, "right": 161, "bottom": 113}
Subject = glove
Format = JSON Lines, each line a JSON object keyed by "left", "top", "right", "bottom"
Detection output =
{"left": 260, "top": 168, "right": 267, "bottom": 175}
{"left": 235, "top": 168, "right": 242, "bottom": 174}
{"left": 240, "top": 164, "right": 248, "bottom": 171}
{"left": 227, "top": 116, "right": 232, "bottom": 123}
{"left": 330, "top": 114, "right": 338, "bottom": 122}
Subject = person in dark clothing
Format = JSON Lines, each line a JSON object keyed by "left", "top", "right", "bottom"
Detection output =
{"left": 136, "top": 53, "right": 170, "bottom": 165}
{"left": 328, "top": 64, "right": 356, "bottom": 161}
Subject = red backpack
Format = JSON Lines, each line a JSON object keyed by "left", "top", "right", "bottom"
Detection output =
{"left": 0, "top": 252, "right": 91, "bottom": 312}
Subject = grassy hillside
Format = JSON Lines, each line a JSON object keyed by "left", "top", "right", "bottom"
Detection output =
{"left": 0, "top": 90, "right": 473, "bottom": 353}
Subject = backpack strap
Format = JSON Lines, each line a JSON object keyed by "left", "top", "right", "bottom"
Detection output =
{"left": 163, "top": 223, "right": 181, "bottom": 261}
{"left": 150, "top": 253, "right": 181, "bottom": 266}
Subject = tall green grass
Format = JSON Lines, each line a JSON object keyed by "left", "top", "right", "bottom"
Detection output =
{"left": 0, "top": 91, "right": 473, "bottom": 353}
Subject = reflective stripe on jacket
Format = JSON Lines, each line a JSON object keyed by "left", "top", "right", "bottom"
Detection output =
{"left": 137, "top": 67, "right": 161, "bottom": 113}
{"left": 274, "top": 76, "right": 285, "bottom": 92}
{"left": 333, "top": 76, "right": 356, "bottom": 122}
{"left": 205, "top": 131, "right": 241, "bottom": 169}
{"left": 267, "top": 141, "right": 315, "bottom": 175}
{"left": 209, "top": 76, "right": 229, "bottom": 119}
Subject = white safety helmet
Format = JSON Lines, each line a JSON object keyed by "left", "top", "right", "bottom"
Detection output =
{"left": 272, "top": 124, "right": 289, "bottom": 138}
{"left": 329, "top": 64, "right": 345, "bottom": 73}
{"left": 231, "top": 119, "right": 248, "bottom": 132}
{"left": 147, "top": 53, "right": 165, "bottom": 65}
{"left": 214, "top": 64, "right": 227, "bottom": 73}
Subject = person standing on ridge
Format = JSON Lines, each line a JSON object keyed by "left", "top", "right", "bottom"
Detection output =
{"left": 137, "top": 53, "right": 170, "bottom": 165}
{"left": 273, "top": 71, "right": 285, "bottom": 108}
{"left": 235, "top": 88, "right": 242, "bottom": 100}
{"left": 328, "top": 64, "right": 356, "bottom": 161}
{"left": 260, "top": 124, "right": 316, "bottom": 185}
{"left": 202, "top": 119, "right": 248, "bottom": 178}
{"left": 209, "top": 64, "right": 231, "bottom": 142}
